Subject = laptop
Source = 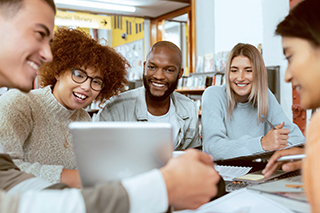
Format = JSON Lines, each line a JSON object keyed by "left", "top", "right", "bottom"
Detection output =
{"left": 69, "top": 122, "right": 173, "bottom": 187}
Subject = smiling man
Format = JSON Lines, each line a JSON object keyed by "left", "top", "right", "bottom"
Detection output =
{"left": 97, "top": 41, "right": 201, "bottom": 150}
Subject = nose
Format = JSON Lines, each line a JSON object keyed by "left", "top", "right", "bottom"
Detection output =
{"left": 237, "top": 70, "right": 245, "bottom": 81}
{"left": 153, "top": 68, "right": 165, "bottom": 80}
{"left": 284, "top": 68, "right": 292, "bottom": 83}
{"left": 40, "top": 43, "right": 53, "bottom": 63}
{"left": 80, "top": 78, "right": 91, "bottom": 91}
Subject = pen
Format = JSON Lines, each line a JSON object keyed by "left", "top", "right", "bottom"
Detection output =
{"left": 276, "top": 154, "right": 306, "bottom": 162}
{"left": 261, "top": 115, "right": 276, "bottom": 130}
{"left": 253, "top": 154, "right": 306, "bottom": 163}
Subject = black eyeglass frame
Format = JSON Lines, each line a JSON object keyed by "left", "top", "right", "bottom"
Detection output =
{"left": 71, "top": 68, "right": 105, "bottom": 91}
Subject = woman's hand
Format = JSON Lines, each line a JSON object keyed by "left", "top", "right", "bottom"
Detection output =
{"left": 262, "top": 147, "right": 304, "bottom": 178}
{"left": 261, "top": 122, "right": 290, "bottom": 151}
{"left": 60, "top": 169, "right": 82, "bottom": 189}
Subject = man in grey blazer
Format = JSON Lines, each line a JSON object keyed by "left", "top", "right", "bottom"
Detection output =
{"left": 0, "top": 0, "right": 223, "bottom": 212}
{"left": 98, "top": 41, "right": 201, "bottom": 151}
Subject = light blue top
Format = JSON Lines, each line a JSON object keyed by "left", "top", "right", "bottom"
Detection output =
{"left": 201, "top": 84, "right": 305, "bottom": 160}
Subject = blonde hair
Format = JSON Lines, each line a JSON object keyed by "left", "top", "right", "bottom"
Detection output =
{"left": 225, "top": 43, "right": 268, "bottom": 123}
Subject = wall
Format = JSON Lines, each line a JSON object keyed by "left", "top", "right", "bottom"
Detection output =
{"left": 214, "top": 0, "right": 263, "bottom": 53}
{"left": 196, "top": 0, "right": 215, "bottom": 57}
{"left": 195, "top": 0, "right": 293, "bottom": 120}
{"left": 261, "top": 0, "right": 292, "bottom": 119}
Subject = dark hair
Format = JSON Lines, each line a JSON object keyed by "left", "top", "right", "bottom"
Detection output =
{"left": 38, "top": 27, "right": 129, "bottom": 104}
{"left": 0, "top": 0, "right": 56, "bottom": 18}
{"left": 275, "top": 0, "right": 320, "bottom": 47}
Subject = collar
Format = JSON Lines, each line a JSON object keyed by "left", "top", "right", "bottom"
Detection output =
{"left": 134, "top": 87, "right": 189, "bottom": 121}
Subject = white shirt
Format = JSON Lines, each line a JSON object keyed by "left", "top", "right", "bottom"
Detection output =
{"left": 147, "top": 98, "right": 179, "bottom": 144}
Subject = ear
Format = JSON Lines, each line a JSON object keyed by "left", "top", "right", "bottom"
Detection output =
{"left": 143, "top": 61, "right": 146, "bottom": 73}
{"left": 54, "top": 74, "right": 60, "bottom": 81}
{"left": 178, "top": 68, "right": 184, "bottom": 79}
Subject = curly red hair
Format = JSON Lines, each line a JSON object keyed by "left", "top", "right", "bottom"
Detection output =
{"left": 38, "top": 27, "right": 129, "bottom": 103}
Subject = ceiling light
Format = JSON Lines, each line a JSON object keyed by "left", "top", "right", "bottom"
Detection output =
{"left": 54, "top": 0, "right": 136, "bottom": 12}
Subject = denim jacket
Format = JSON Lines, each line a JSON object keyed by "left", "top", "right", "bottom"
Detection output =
{"left": 97, "top": 87, "right": 201, "bottom": 150}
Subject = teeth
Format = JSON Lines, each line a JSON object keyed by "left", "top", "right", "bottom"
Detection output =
{"left": 237, "top": 84, "right": 247, "bottom": 87}
{"left": 74, "top": 92, "right": 87, "bottom": 100}
{"left": 295, "top": 86, "right": 301, "bottom": 91}
{"left": 27, "top": 61, "right": 39, "bottom": 70}
{"left": 152, "top": 82, "right": 165, "bottom": 87}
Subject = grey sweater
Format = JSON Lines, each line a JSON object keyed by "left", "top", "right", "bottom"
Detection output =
{"left": 0, "top": 86, "right": 91, "bottom": 183}
{"left": 201, "top": 85, "right": 305, "bottom": 160}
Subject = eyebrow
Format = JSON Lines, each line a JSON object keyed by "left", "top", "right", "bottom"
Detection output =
{"left": 36, "top": 24, "right": 51, "bottom": 37}
{"left": 76, "top": 68, "right": 103, "bottom": 79}
{"left": 230, "top": 66, "right": 252, "bottom": 69}
{"left": 148, "top": 61, "right": 177, "bottom": 69}
{"left": 283, "top": 47, "right": 288, "bottom": 55}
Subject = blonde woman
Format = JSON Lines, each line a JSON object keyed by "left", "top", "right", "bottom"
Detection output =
{"left": 201, "top": 43, "right": 305, "bottom": 160}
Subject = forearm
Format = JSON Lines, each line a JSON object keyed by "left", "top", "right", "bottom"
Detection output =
{"left": 203, "top": 135, "right": 264, "bottom": 160}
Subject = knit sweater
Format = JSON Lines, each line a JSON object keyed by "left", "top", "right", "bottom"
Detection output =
{"left": 304, "top": 110, "right": 320, "bottom": 213}
{"left": 0, "top": 86, "right": 91, "bottom": 183}
{"left": 201, "top": 85, "right": 305, "bottom": 160}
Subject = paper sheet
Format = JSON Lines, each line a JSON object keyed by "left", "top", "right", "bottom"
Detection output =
{"left": 173, "top": 188, "right": 294, "bottom": 213}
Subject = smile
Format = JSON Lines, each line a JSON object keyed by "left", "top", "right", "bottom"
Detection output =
{"left": 27, "top": 61, "right": 39, "bottom": 71}
{"left": 236, "top": 83, "right": 249, "bottom": 87}
{"left": 152, "top": 81, "right": 166, "bottom": 88}
{"left": 73, "top": 92, "right": 88, "bottom": 101}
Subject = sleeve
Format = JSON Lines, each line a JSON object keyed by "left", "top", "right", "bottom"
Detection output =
{"left": 180, "top": 101, "right": 202, "bottom": 150}
{"left": 97, "top": 103, "right": 117, "bottom": 122}
{"left": 121, "top": 169, "right": 168, "bottom": 213}
{"left": 0, "top": 190, "right": 20, "bottom": 213}
{"left": 82, "top": 181, "right": 130, "bottom": 213}
{"left": 0, "top": 90, "right": 64, "bottom": 183}
{"left": 201, "top": 87, "right": 264, "bottom": 160}
{"left": 304, "top": 111, "right": 320, "bottom": 212}
{"left": 0, "top": 154, "right": 35, "bottom": 191}
{"left": 18, "top": 189, "right": 85, "bottom": 213}
{"left": 267, "top": 92, "right": 305, "bottom": 145}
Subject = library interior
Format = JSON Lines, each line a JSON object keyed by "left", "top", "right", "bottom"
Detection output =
{"left": 0, "top": 0, "right": 318, "bottom": 212}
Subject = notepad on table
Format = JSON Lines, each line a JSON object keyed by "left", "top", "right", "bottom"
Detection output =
{"left": 214, "top": 165, "right": 252, "bottom": 181}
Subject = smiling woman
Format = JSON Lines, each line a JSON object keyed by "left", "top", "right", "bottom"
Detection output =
{"left": 0, "top": 27, "right": 129, "bottom": 188}
{"left": 201, "top": 43, "right": 305, "bottom": 161}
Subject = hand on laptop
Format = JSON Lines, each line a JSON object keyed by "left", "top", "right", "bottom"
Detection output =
{"left": 262, "top": 147, "right": 304, "bottom": 178}
{"left": 60, "top": 169, "right": 81, "bottom": 189}
{"left": 160, "top": 149, "right": 219, "bottom": 210}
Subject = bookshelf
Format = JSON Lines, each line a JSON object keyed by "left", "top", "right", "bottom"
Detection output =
{"left": 175, "top": 88, "right": 204, "bottom": 95}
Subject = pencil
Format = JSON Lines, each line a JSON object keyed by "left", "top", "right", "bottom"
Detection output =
{"left": 261, "top": 115, "right": 276, "bottom": 130}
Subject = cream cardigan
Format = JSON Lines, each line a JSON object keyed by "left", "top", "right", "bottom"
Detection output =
{"left": 0, "top": 86, "right": 91, "bottom": 183}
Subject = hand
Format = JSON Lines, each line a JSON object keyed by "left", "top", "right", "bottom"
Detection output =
{"left": 160, "top": 149, "right": 219, "bottom": 210}
{"left": 261, "top": 121, "right": 290, "bottom": 151}
{"left": 262, "top": 147, "right": 304, "bottom": 178}
{"left": 60, "top": 169, "right": 82, "bottom": 189}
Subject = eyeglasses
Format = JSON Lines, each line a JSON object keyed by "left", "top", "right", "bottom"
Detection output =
{"left": 71, "top": 68, "right": 104, "bottom": 91}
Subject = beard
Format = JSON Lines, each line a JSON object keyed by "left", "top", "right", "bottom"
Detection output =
{"left": 143, "top": 74, "right": 179, "bottom": 102}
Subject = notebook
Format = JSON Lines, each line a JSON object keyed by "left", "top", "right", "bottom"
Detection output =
{"left": 69, "top": 122, "right": 173, "bottom": 187}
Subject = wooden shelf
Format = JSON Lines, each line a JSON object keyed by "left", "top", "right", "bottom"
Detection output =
{"left": 175, "top": 88, "right": 205, "bottom": 95}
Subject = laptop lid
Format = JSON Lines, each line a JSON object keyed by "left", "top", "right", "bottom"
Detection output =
{"left": 69, "top": 122, "right": 173, "bottom": 187}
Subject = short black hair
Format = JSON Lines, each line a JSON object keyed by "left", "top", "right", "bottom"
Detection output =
{"left": 0, "top": 0, "right": 56, "bottom": 19}
{"left": 275, "top": 0, "right": 320, "bottom": 47}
